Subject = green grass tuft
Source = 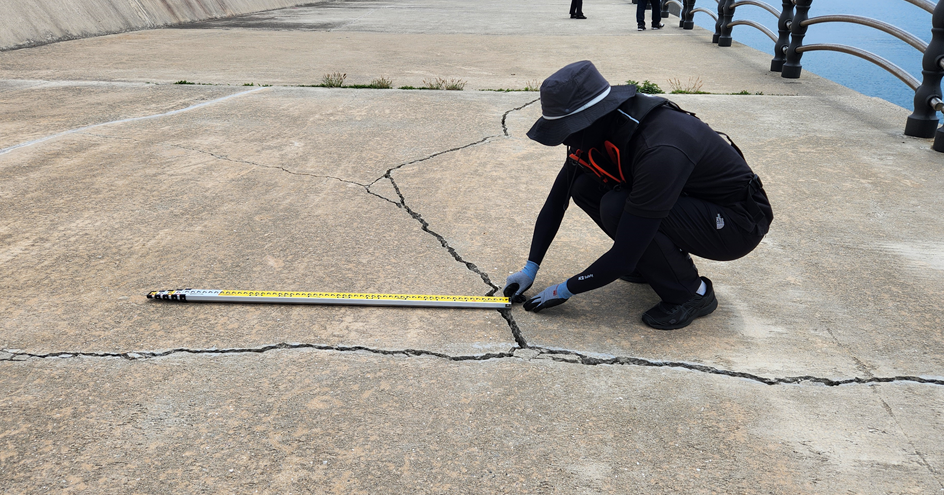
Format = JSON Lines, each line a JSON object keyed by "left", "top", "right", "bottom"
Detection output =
{"left": 626, "top": 79, "right": 664, "bottom": 94}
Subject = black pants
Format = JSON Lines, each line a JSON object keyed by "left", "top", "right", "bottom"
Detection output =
{"left": 571, "top": 174, "right": 764, "bottom": 304}
{"left": 636, "top": 0, "right": 662, "bottom": 27}
{"left": 570, "top": 0, "right": 583, "bottom": 15}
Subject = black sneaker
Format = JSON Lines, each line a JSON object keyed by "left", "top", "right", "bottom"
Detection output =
{"left": 652, "top": 23, "right": 665, "bottom": 30}
{"left": 641, "top": 277, "right": 718, "bottom": 330}
{"left": 637, "top": 25, "right": 646, "bottom": 31}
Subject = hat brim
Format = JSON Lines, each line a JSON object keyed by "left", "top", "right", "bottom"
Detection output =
{"left": 526, "top": 85, "right": 637, "bottom": 146}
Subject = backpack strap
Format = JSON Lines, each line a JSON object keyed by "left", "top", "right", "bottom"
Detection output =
{"left": 568, "top": 147, "right": 622, "bottom": 185}
{"left": 716, "top": 131, "right": 745, "bottom": 159}
{"left": 610, "top": 93, "right": 670, "bottom": 146}
{"left": 613, "top": 93, "right": 746, "bottom": 160}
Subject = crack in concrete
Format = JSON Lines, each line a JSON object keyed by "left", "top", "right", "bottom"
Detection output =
{"left": 166, "top": 142, "right": 403, "bottom": 209}
{"left": 120, "top": 97, "right": 532, "bottom": 347}
{"left": 501, "top": 98, "right": 539, "bottom": 137}
{"left": 370, "top": 98, "right": 540, "bottom": 325}
{"left": 383, "top": 149, "right": 499, "bottom": 294}
{"left": 535, "top": 349, "right": 944, "bottom": 387}
{"left": 871, "top": 390, "right": 944, "bottom": 486}
{"left": 0, "top": 344, "right": 515, "bottom": 362}
{"left": 4, "top": 344, "right": 943, "bottom": 389}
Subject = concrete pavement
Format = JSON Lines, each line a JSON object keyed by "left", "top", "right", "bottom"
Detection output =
{"left": 2, "top": 0, "right": 944, "bottom": 492}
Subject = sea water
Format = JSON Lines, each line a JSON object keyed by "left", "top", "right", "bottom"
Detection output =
{"left": 690, "top": 0, "right": 934, "bottom": 112}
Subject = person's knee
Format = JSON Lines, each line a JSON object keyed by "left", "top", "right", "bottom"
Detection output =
{"left": 599, "top": 189, "right": 628, "bottom": 236}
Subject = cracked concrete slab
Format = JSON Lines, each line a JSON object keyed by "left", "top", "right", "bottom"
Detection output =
{"left": 0, "top": 352, "right": 941, "bottom": 493}
{"left": 1, "top": 86, "right": 521, "bottom": 356}
{"left": 396, "top": 91, "right": 944, "bottom": 381}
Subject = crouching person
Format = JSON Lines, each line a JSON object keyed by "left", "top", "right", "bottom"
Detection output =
{"left": 504, "top": 61, "right": 773, "bottom": 330}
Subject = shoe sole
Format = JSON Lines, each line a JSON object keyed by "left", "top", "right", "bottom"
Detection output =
{"left": 642, "top": 296, "right": 718, "bottom": 330}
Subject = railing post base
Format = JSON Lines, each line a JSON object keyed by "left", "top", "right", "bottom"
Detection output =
{"left": 771, "top": 0, "right": 793, "bottom": 74}
{"left": 783, "top": 0, "right": 812, "bottom": 80}
{"left": 718, "top": 37, "right": 733, "bottom": 47}
{"left": 680, "top": 0, "right": 695, "bottom": 29}
{"left": 781, "top": 64, "right": 803, "bottom": 78}
{"left": 933, "top": 127, "right": 944, "bottom": 152}
{"left": 906, "top": 115, "right": 941, "bottom": 139}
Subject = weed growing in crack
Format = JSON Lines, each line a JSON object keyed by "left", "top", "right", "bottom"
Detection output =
{"left": 421, "top": 77, "right": 466, "bottom": 91}
{"left": 321, "top": 72, "right": 347, "bottom": 87}
{"left": 444, "top": 78, "right": 466, "bottom": 91}
{"left": 668, "top": 76, "right": 708, "bottom": 94}
{"left": 369, "top": 76, "right": 394, "bottom": 89}
{"left": 480, "top": 80, "right": 540, "bottom": 93}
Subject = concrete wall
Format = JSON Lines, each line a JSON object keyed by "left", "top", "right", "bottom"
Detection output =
{"left": 0, "top": 0, "right": 324, "bottom": 51}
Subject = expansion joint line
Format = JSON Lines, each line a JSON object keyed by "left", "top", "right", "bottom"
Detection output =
{"left": 0, "top": 87, "right": 268, "bottom": 157}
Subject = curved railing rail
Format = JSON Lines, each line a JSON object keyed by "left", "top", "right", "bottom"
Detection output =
{"left": 678, "top": 0, "right": 944, "bottom": 151}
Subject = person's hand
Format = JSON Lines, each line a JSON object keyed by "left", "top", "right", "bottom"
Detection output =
{"left": 503, "top": 261, "right": 539, "bottom": 303}
{"left": 523, "top": 282, "right": 572, "bottom": 313}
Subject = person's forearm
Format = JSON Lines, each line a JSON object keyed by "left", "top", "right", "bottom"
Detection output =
{"left": 565, "top": 213, "right": 661, "bottom": 294}
{"left": 527, "top": 163, "right": 575, "bottom": 265}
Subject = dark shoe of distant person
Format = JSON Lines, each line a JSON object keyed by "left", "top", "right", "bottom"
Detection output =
{"left": 641, "top": 277, "right": 718, "bottom": 330}
{"left": 652, "top": 23, "right": 665, "bottom": 29}
{"left": 572, "top": 13, "right": 587, "bottom": 19}
{"left": 637, "top": 25, "right": 646, "bottom": 31}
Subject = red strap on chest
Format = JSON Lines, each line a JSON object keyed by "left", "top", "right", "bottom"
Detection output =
{"left": 569, "top": 141, "right": 624, "bottom": 184}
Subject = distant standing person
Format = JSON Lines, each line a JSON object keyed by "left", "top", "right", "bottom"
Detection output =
{"left": 637, "top": 0, "right": 663, "bottom": 30}
{"left": 570, "top": 0, "right": 586, "bottom": 19}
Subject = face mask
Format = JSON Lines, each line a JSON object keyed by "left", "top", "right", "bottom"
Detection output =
{"left": 562, "top": 130, "right": 584, "bottom": 148}
{"left": 561, "top": 113, "right": 614, "bottom": 149}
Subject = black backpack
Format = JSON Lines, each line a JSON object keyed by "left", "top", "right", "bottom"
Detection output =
{"left": 567, "top": 94, "right": 744, "bottom": 188}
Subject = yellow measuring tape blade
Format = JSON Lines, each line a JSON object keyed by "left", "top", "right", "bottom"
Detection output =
{"left": 147, "top": 289, "right": 510, "bottom": 309}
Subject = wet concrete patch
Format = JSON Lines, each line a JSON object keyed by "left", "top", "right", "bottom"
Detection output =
{"left": 169, "top": 1, "right": 382, "bottom": 31}
{"left": 172, "top": 17, "right": 345, "bottom": 31}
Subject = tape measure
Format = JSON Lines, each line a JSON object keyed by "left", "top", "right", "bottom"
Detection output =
{"left": 146, "top": 289, "right": 510, "bottom": 309}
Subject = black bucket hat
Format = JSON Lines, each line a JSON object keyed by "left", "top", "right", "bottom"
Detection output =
{"left": 527, "top": 61, "right": 636, "bottom": 146}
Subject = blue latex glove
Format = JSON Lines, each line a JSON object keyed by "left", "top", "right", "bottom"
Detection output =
{"left": 503, "top": 261, "right": 539, "bottom": 303}
{"left": 523, "top": 281, "right": 573, "bottom": 313}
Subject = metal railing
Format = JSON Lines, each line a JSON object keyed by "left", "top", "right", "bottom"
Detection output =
{"left": 671, "top": 0, "right": 944, "bottom": 151}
